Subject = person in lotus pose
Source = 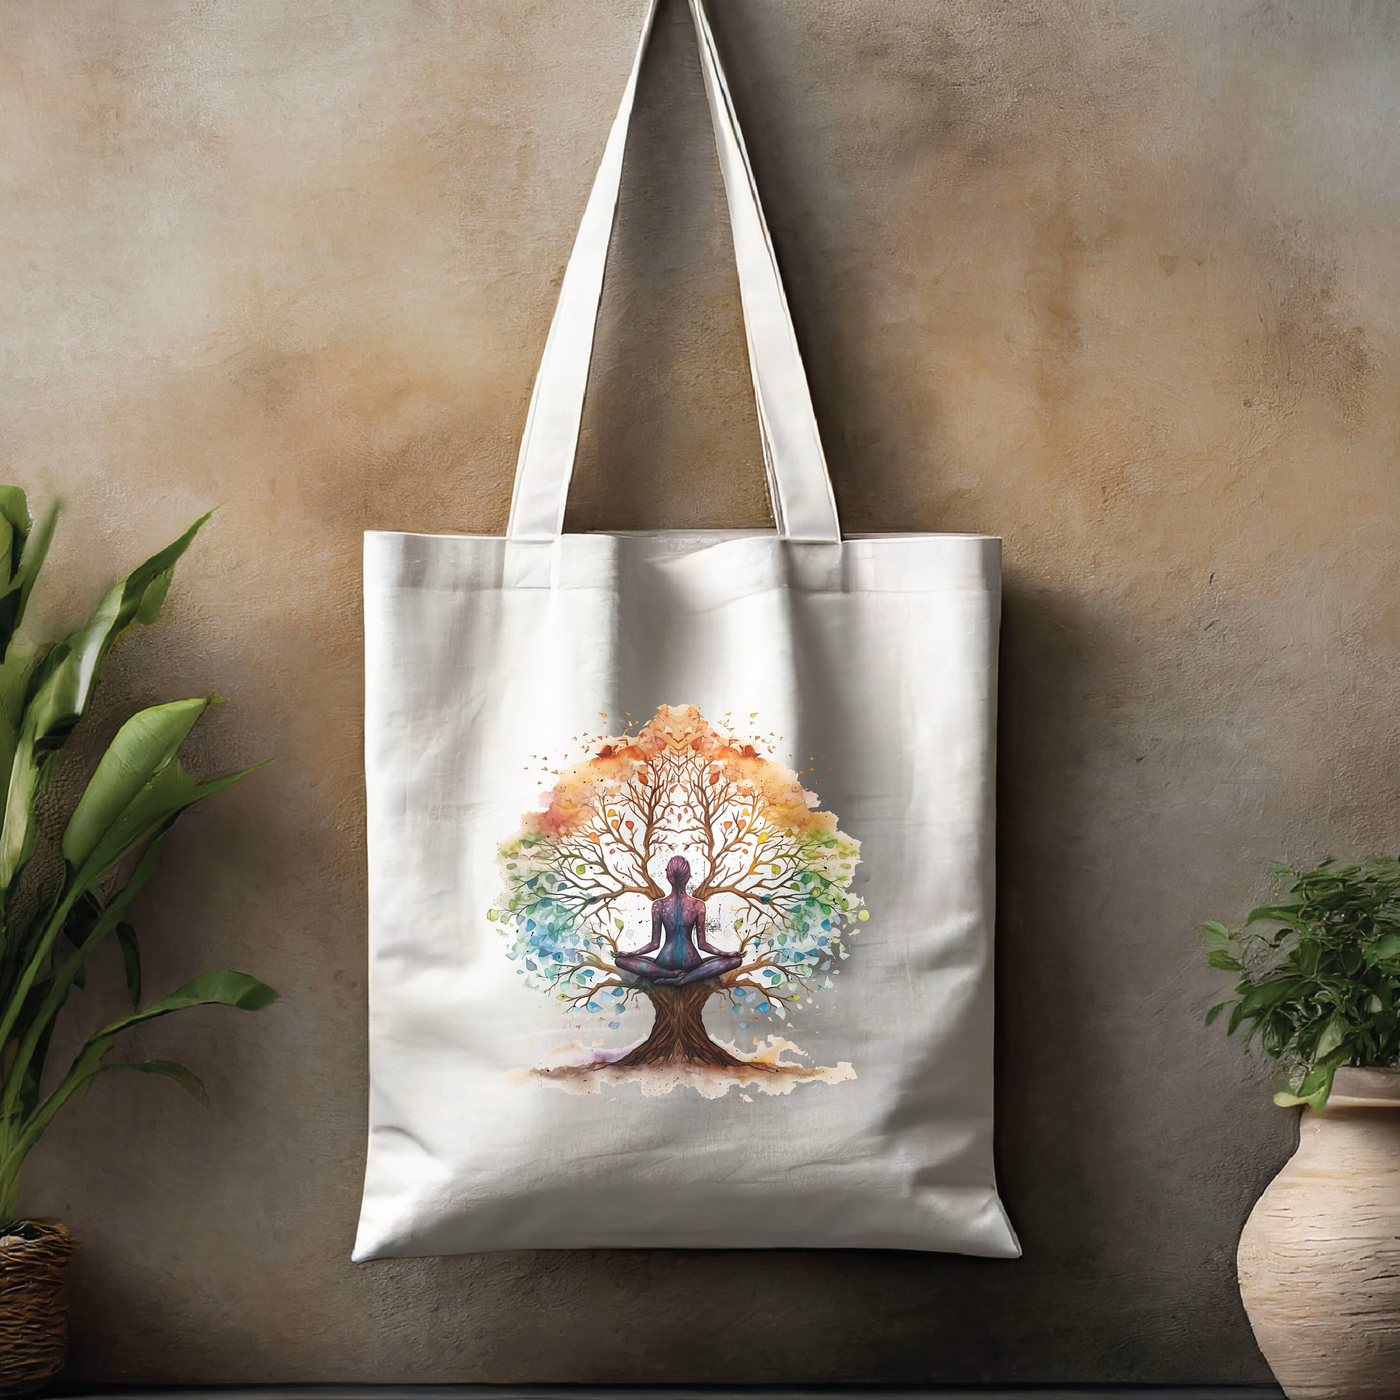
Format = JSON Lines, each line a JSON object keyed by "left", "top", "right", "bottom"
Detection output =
{"left": 615, "top": 855, "right": 742, "bottom": 987}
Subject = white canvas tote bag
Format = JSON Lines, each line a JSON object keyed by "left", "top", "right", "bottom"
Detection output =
{"left": 355, "top": 0, "right": 1018, "bottom": 1259}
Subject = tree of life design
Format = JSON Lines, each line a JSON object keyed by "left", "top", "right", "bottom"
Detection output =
{"left": 491, "top": 705, "right": 867, "bottom": 1094}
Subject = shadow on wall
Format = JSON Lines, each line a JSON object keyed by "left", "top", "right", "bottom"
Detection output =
{"left": 994, "top": 577, "right": 1297, "bottom": 1379}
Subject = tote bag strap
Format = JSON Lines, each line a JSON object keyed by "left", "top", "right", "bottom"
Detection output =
{"left": 506, "top": 0, "right": 842, "bottom": 545}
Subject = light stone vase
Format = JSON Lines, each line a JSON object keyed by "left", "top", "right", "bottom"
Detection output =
{"left": 1237, "top": 1066, "right": 1400, "bottom": 1400}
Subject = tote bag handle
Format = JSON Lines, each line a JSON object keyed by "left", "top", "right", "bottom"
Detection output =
{"left": 506, "top": 0, "right": 842, "bottom": 545}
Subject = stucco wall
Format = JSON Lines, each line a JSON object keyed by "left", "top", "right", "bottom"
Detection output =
{"left": 3, "top": 0, "right": 1398, "bottom": 1383}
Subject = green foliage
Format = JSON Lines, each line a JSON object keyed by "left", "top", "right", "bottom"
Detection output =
{"left": 1204, "top": 858, "right": 1400, "bottom": 1111}
{"left": 0, "top": 491, "right": 275, "bottom": 1224}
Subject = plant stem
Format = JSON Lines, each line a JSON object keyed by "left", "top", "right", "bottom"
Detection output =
{"left": 0, "top": 1122, "right": 20, "bottom": 1224}
{"left": 0, "top": 845, "right": 158, "bottom": 1125}
{"left": 0, "top": 885, "right": 84, "bottom": 1061}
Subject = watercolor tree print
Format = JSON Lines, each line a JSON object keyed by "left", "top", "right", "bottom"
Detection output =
{"left": 491, "top": 705, "right": 868, "bottom": 1096}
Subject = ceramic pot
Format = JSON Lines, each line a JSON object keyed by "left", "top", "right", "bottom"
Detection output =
{"left": 0, "top": 1222, "right": 71, "bottom": 1396}
{"left": 1237, "top": 1067, "right": 1400, "bottom": 1400}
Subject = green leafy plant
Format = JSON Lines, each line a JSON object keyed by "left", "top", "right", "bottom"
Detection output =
{"left": 1204, "top": 858, "right": 1400, "bottom": 1110}
{"left": 0, "top": 488, "right": 275, "bottom": 1225}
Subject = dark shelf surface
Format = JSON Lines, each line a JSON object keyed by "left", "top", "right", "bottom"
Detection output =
{"left": 46, "top": 1387, "right": 1288, "bottom": 1399}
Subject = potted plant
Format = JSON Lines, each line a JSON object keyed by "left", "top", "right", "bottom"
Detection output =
{"left": 0, "top": 489, "right": 275, "bottom": 1394}
{"left": 1205, "top": 858, "right": 1400, "bottom": 1400}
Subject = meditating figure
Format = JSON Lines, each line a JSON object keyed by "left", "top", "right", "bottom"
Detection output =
{"left": 615, "top": 855, "right": 743, "bottom": 987}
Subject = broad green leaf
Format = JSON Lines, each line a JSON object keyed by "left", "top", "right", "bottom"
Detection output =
{"left": 1245, "top": 904, "right": 1303, "bottom": 927}
{"left": 0, "top": 488, "right": 30, "bottom": 651}
{"left": 0, "top": 498, "right": 55, "bottom": 664}
{"left": 7, "top": 970, "right": 277, "bottom": 1160}
{"left": 1364, "top": 932, "right": 1400, "bottom": 965}
{"left": 60, "top": 705, "right": 263, "bottom": 894}
{"left": 93, "top": 1058, "right": 207, "bottom": 1106}
{"left": 0, "top": 512, "right": 211, "bottom": 891}
{"left": 90, "top": 970, "right": 278, "bottom": 1038}
{"left": 62, "top": 698, "right": 212, "bottom": 872}
{"left": 1205, "top": 1000, "right": 1233, "bottom": 1025}
{"left": 1238, "top": 979, "right": 1302, "bottom": 1013}
{"left": 0, "top": 641, "right": 45, "bottom": 793}
{"left": 1274, "top": 1050, "right": 1348, "bottom": 1110}
{"left": 1315, "top": 1011, "right": 1348, "bottom": 1059}
{"left": 1205, "top": 949, "right": 1243, "bottom": 972}
{"left": 135, "top": 568, "right": 174, "bottom": 626}
{"left": 0, "top": 488, "right": 28, "bottom": 562}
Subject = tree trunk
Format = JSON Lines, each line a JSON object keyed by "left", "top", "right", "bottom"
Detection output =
{"left": 611, "top": 983, "right": 744, "bottom": 1069}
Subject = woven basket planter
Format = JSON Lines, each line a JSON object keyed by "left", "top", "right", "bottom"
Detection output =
{"left": 0, "top": 1223, "right": 70, "bottom": 1396}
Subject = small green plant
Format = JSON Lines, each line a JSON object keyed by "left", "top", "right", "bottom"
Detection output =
{"left": 0, "top": 488, "right": 275, "bottom": 1226}
{"left": 1204, "top": 858, "right": 1400, "bottom": 1110}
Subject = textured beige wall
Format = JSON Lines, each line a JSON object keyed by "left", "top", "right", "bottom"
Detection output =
{"left": 2, "top": 0, "right": 1398, "bottom": 1383}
